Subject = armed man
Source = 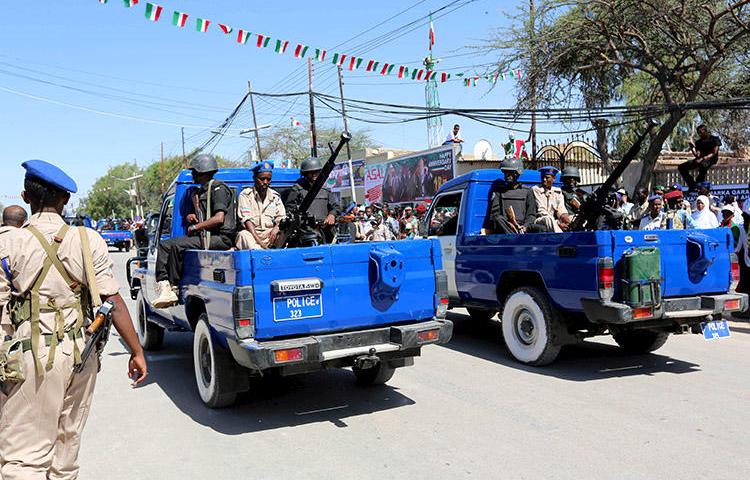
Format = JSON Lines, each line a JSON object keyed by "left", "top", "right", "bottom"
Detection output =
{"left": 153, "top": 154, "right": 236, "bottom": 308}
{"left": 283, "top": 156, "right": 341, "bottom": 244}
{"left": 560, "top": 166, "right": 582, "bottom": 216}
{"left": 236, "top": 162, "right": 286, "bottom": 250}
{"left": 530, "top": 166, "right": 571, "bottom": 232}
{"left": 0, "top": 160, "right": 147, "bottom": 480}
{"left": 490, "top": 157, "right": 537, "bottom": 234}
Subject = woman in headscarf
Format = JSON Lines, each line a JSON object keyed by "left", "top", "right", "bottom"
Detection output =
{"left": 691, "top": 195, "right": 719, "bottom": 229}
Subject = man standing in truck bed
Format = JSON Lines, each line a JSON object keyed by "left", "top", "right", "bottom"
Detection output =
{"left": 283, "top": 157, "right": 340, "bottom": 244}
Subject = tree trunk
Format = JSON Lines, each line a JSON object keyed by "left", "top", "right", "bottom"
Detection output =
{"left": 634, "top": 111, "right": 685, "bottom": 192}
{"left": 592, "top": 119, "right": 612, "bottom": 174}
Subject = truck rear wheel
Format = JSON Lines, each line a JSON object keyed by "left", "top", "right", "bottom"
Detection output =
{"left": 500, "top": 287, "right": 562, "bottom": 366}
{"left": 467, "top": 308, "right": 496, "bottom": 322}
{"left": 353, "top": 362, "right": 396, "bottom": 386}
{"left": 136, "top": 293, "right": 164, "bottom": 351}
{"left": 613, "top": 330, "right": 669, "bottom": 354}
{"left": 193, "top": 315, "right": 244, "bottom": 408}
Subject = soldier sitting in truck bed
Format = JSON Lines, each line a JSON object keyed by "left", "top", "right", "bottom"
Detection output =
{"left": 489, "top": 158, "right": 538, "bottom": 234}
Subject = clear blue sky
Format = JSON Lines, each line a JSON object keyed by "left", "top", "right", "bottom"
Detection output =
{"left": 0, "top": 0, "right": 537, "bottom": 208}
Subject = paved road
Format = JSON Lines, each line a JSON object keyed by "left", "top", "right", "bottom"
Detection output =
{"left": 80, "top": 251, "right": 749, "bottom": 480}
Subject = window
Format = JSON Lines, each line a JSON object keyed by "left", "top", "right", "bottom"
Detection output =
{"left": 158, "top": 196, "right": 175, "bottom": 241}
{"left": 428, "top": 192, "right": 462, "bottom": 236}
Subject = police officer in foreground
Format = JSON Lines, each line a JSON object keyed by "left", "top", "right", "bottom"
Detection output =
{"left": 530, "top": 166, "right": 571, "bottom": 232}
{"left": 283, "top": 156, "right": 340, "bottom": 244}
{"left": 560, "top": 166, "right": 582, "bottom": 215}
{"left": 0, "top": 160, "right": 147, "bottom": 480}
{"left": 490, "top": 157, "right": 537, "bottom": 234}
{"left": 153, "top": 154, "right": 236, "bottom": 308}
{"left": 235, "top": 162, "right": 286, "bottom": 250}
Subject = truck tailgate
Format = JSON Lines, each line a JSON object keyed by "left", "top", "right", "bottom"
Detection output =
{"left": 249, "top": 240, "right": 440, "bottom": 339}
{"left": 610, "top": 229, "right": 733, "bottom": 298}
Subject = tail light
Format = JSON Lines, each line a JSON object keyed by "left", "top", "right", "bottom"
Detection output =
{"left": 434, "top": 270, "right": 449, "bottom": 318}
{"left": 417, "top": 328, "right": 440, "bottom": 343}
{"left": 632, "top": 306, "right": 653, "bottom": 319}
{"left": 598, "top": 257, "right": 615, "bottom": 301}
{"left": 724, "top": 299, "right": 741, "bottom": 311}
{"left": 274, "top": 347, "right": 304, "bottom": 364}
{"left": 730, "top": 253, "right": 740, "bottom": 292}
{"left": 232, "top": 286, "right": 255, "bottom": 339}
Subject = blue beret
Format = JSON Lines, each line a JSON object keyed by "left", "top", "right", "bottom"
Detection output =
{"left": 252, "top": 161, "right": 274, "bottom": 175}
{"left": 344, "top": 202, "right": 357, "bottom": 215}
{"left": 22, "top": 160, "right": 77, "bottom": 193}
{"left": 539, "top": 166, "right": 559, "bottom": 178}
{"left": 671, "top": 183, "right": 684, "bottom": 191}
{"left": 648, "top": 194, "right": 662, "bottom": 202}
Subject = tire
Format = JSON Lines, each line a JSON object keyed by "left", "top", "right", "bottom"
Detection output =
{"left": 135, "top": 293, "right": 165, "bottom": 351}
{"left": 613, "top": 330, "right": 669, "bottom": 354}
{"left": 353, "top": 362, "right": 396, "bottom": 386}
{"left": 500, "top": 287, "right": 563, "bottom": 366}
{"left": 467, "top": 308, "right": 496, "bottom": 322}
{"left": 193, "top": 315, "right": 244, "bottom": 408}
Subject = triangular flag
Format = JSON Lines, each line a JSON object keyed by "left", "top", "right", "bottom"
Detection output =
{"left": 237, "top": 29, "right": 251, "bottom": 44}
{"left": 172, "top": 11, "right": 188, "bottom": 28}
{"left": 315, "top": 49, "right": 327, "bottom": 62}
{"left": 331, "top": 53, "right": 347, "bottom": 66}
{"left": 144, "top": 2, "right": 162, "bottom": 21}
{"left": 366, "top": 60, "right": 378, "bottom": 72}
{"left": 196, "top": 18, "right": 210, "bottom": 33}
{"left": 274, "top": 39, "right": 289, "bottom": 54}
{"left": 256, "top": 34, "right": 270, "bottom": 48}
{"left": 218, "top": 24, "right": 232, "bottom": 34}
{"left": 294, "top": 44, "right": 309, "bottom": 58}
{"left": 123, "top": 0, "right": 138, "bottom": 7}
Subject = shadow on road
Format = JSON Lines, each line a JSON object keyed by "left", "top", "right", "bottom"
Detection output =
{"left": 118, "top": 333, "right": 415, "bottom": 435}
{"left": 440, "top": 311, "right": 701, "bottom": 381}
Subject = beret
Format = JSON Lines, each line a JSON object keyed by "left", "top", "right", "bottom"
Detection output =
{"left": 664, "top": 190, "right": 683, "bottom": 200}
{"left": 539, "top": 166, "right": 559, "bottom": 177}
{"left": 252, "top": 161, "right": 274, "bottom": 175}
{"left": 22, "top": 159, "right": 77, "bottom": 193}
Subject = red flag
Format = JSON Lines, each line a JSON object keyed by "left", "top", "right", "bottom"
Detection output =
{"left": 429, "top": 16, "right": 435, "bottom": 50}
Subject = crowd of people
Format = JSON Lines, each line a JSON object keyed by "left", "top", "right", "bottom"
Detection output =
{"left": 335, "top": 202, "right": 430, "bottom": 242}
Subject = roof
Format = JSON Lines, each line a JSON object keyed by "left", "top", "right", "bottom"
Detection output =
{"left": 175, "top": 167, "right": 301, "bottom": 186}
{"left": 438, "top": 168, "right": 561, "bottom": 194}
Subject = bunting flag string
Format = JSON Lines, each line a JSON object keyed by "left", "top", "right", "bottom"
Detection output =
{"left": 101, "top": 1, "right": 522, "bottom": 87}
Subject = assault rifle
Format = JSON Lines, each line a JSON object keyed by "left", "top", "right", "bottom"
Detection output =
{"left": 278, "top": 132, "right": 352, "bottom": 247}
{"left": 74, "top": 300, "right": 115, "bottom": 374}
{"left": 570, "top": 120, "right": 658, "bottom": 231}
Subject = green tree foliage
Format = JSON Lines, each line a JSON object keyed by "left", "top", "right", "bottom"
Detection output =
{"left": 79, "top": 162, "right": 140, "bottom": 219}
{"left": 488, "top": 0, "right": 750, "bottom": 190}
{"left": 260, "top": 126, "right": 379, "bottom": 167}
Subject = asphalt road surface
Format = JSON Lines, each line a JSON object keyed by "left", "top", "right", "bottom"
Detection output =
{"left": 79, "top": 251, "right": 749, "bottom": 480}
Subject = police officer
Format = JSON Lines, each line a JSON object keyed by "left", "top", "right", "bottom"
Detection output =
{"left": 560, "top": 167, "right": 582, "bottom": 215}
{"left": 236, "top": 162, "right": 286, "bottom": 250}
{"left": 283, "top": 157, "right": 340, "bottom": 244}
{"left": 530, "top": 166, "right": 571, "bottom": 232}
{"left": 490, "top": 157, "right": 537, "bottom": 234}
{"left": 0, "top": 160, "right": 147, "bottom": 480}
{"left": 152, "top": 154, "right": 236, "bottom": 308}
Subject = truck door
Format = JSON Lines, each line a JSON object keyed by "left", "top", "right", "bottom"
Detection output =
{"left": 427, "top": 191, "right": 463, "bottom": 298}
{"left": 145, "top": 195, "right": 175, "bottom": 304}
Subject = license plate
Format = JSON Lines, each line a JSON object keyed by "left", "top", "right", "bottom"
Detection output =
{"left": 273, "top": 294, "right": 323, "bottom": 322}
{"left": 701, "top": 319, "right": 731, "bottom": 340}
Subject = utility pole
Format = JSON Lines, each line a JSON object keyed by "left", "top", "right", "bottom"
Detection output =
{"left": 308, "top": 57, "right": 318, "bottom": 157}
{"left": 529, "top": 0, "right": 538, "bottom": 169}
{"left": 337, "top": 65, "right": 357, "bottom": 203}
{"left": 181, "top": 127, "right": 186, "bottom": 168}
{"left": 247, "top": 80, "right": 263, "bottom": 164}
{"left": 160, "top": 142, "right": 165, "bottom": 194}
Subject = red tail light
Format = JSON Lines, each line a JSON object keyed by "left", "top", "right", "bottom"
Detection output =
{"left": 598, "top": 257, "right": 615, "bottom": 301}
{"left": 724, "top": 299, "right": 741, "bottom": 311}
{"left": 417, "top": 328, "right": 440, "bottom": 343}
{"left": 274, "top": 348, "right": 304, "bottom": 364}
{"left": 633, "top": 306, "right": 653, "bottom": 319}
{"left": 730, "top": 253, "right": 740, "bottom": 291}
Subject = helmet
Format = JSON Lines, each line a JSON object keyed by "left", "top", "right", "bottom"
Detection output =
{"left": 190, "top": 154, "right": 218, "bottom": 173}
{"left": 300, "top": 157, "right": 323, "bottom": 173}
{"left": 500, "top": 157, "right": 524, "bottom": 174}
{"left": 560, "top": 166, "right": 580, "bottom": 180}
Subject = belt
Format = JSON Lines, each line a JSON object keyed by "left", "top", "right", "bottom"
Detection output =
{"left": 19, "top": 329, "right": 84, "bottom": 352}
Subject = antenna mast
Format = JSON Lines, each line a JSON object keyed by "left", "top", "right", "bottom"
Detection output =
{"left": 425, "top": 14, "right": 442, "bottom": 148}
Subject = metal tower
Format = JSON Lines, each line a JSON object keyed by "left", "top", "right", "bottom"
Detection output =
{"left": 424, "top": 54, "right": 443, "bottom": 148}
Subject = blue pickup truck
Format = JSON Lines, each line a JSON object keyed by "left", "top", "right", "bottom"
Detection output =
{"left": 425, "top": 169, "right": 747, "bottom": 365}
{"left": 129, "top": 167, "right": 452, "bottom": 407}
{"left": 97, "top": 219, "right": 134, "bottom": 251}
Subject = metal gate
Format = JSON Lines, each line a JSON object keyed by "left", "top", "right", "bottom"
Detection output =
{"left": 532, "top": 138, "right": 609, "bottom": 185}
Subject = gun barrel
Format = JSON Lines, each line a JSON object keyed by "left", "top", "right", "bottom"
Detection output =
{"left": 297, "top": 132, "right": 352, "bottom": 215}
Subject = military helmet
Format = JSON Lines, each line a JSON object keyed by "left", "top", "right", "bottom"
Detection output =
{"left": 500, "top": 157, "right": 524, "bottom": 174}
{"left": 190, "top": 154, "right": 219, "bottom": 173}
{"left": 300, "top": 157, "right": 323, "bottom": 173}
{"left": 560, "top": 166, "right": 580, "bottom": 180}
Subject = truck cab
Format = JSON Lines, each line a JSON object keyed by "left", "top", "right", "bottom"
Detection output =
{"left": 130, "top": 167, "right": 452, "bottom": 408}
{"left": 425, "top": 169, "right": 746, "bottom": 365}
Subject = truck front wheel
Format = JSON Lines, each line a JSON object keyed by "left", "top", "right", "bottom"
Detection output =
{"left": 193, "top": 316, "right": 245, "bottom": 408}
{"left": 501, "top": 287, "right": 562, "bottom": 366}
{"left": 136, "top": 293, "right": 164, "bottom": 351}
{"left": 612, "top": 330, "right": 669, "bottom": 354}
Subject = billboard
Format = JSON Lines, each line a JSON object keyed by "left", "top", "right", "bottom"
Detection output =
{"left": 326, "top": 159, "right": 365, "bottom": 193}
{"left": 364, "top": 146, "right": 455, "bottom": 204}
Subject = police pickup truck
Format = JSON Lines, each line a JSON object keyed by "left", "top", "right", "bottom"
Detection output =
{"left": 128, "top": 161, "right": 452, "bottom": 408}
{"left": 97, "top": 219, "right": 133, "bottom": 252}
{"left": 425, "top": 123, "right": 746, "bottom": 366}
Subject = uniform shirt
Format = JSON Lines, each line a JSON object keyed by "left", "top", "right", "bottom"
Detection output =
{"left": 195, "top": 180, "right": 235, "bottom": 238}
{"left": 490, "top": 184, "right": 536, "bottom": 230}
{"left": 531, "top": 185, "right": 568, "bottom": 221}
{"left": 639, "top": 212, "right": 666, "bottom": 231}
{"left": 237, "top": 187, "right": 286, "bottom": 233}
{"left": 284, "top": 179, "right": 341, "bottom": 223}
{"left": 561, "top": 188, "right": 581, "bottom": 214}
{"left": 0, "top": 213, "right": 119, "bottom": 339}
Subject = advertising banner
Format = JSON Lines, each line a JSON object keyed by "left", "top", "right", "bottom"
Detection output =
{"left": 326, "top": 159, "right": 365, "bottom": 193}
{"left": 364, "top": 146, "right": 455, "bottom": 205}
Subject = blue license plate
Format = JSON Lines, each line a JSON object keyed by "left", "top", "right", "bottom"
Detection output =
{"left": 273, "top": 294, "right": 323, "bottom": 322}
{"left": 701, "top": 319, "right": 731, "bottom": 340}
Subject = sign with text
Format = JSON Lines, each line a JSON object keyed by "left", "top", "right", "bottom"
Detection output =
{"left": 326, "top": 159, "right": 365, "bottom": 193}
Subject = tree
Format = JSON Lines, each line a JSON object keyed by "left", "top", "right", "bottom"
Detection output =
{"left": 260, "top": 126, "right": 379, "bottom": 167}
{"left": 488, "top": 0, "right": 750, "bottom": 190}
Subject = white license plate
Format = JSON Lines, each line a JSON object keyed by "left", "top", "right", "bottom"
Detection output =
{"left": 273, "top": 294, "right": 323, "bottom": 322}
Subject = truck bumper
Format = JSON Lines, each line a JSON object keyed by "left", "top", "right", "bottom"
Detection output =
{"left": 581, "top": 293, "right": 748, "bottom": 325}
{"left": 227, "top": 319, "right": 453, "bottom": 371}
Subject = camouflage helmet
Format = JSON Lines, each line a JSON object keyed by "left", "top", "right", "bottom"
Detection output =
{"left": 500, "top": 157, "right": 524, "bottom": 174}
{"left": 300, "top": 157, "right": 323, "bottom": 173}
{"left": 560, "top": 166, "right": 580, "bottom": 180}
{"left": 190, "top": 154, "right": 219, "bottom": 173}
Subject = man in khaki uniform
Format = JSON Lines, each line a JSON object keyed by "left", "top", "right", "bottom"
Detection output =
{"left": 236, "top": 162, "right": 286, "bottom": 250}
{"left": 530, "top": 166, "right": 570, "bottom": 233}
{"left": 0, "top": 160, "right": 148, "bottom": 480}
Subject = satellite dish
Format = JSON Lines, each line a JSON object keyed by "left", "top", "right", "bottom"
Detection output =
{"left": 473, "top": 139, "right": 494, "bottom": 160}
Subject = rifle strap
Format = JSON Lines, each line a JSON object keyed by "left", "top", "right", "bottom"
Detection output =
{"left": 205, "top": 179, "right": 214, "bottom": 250}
